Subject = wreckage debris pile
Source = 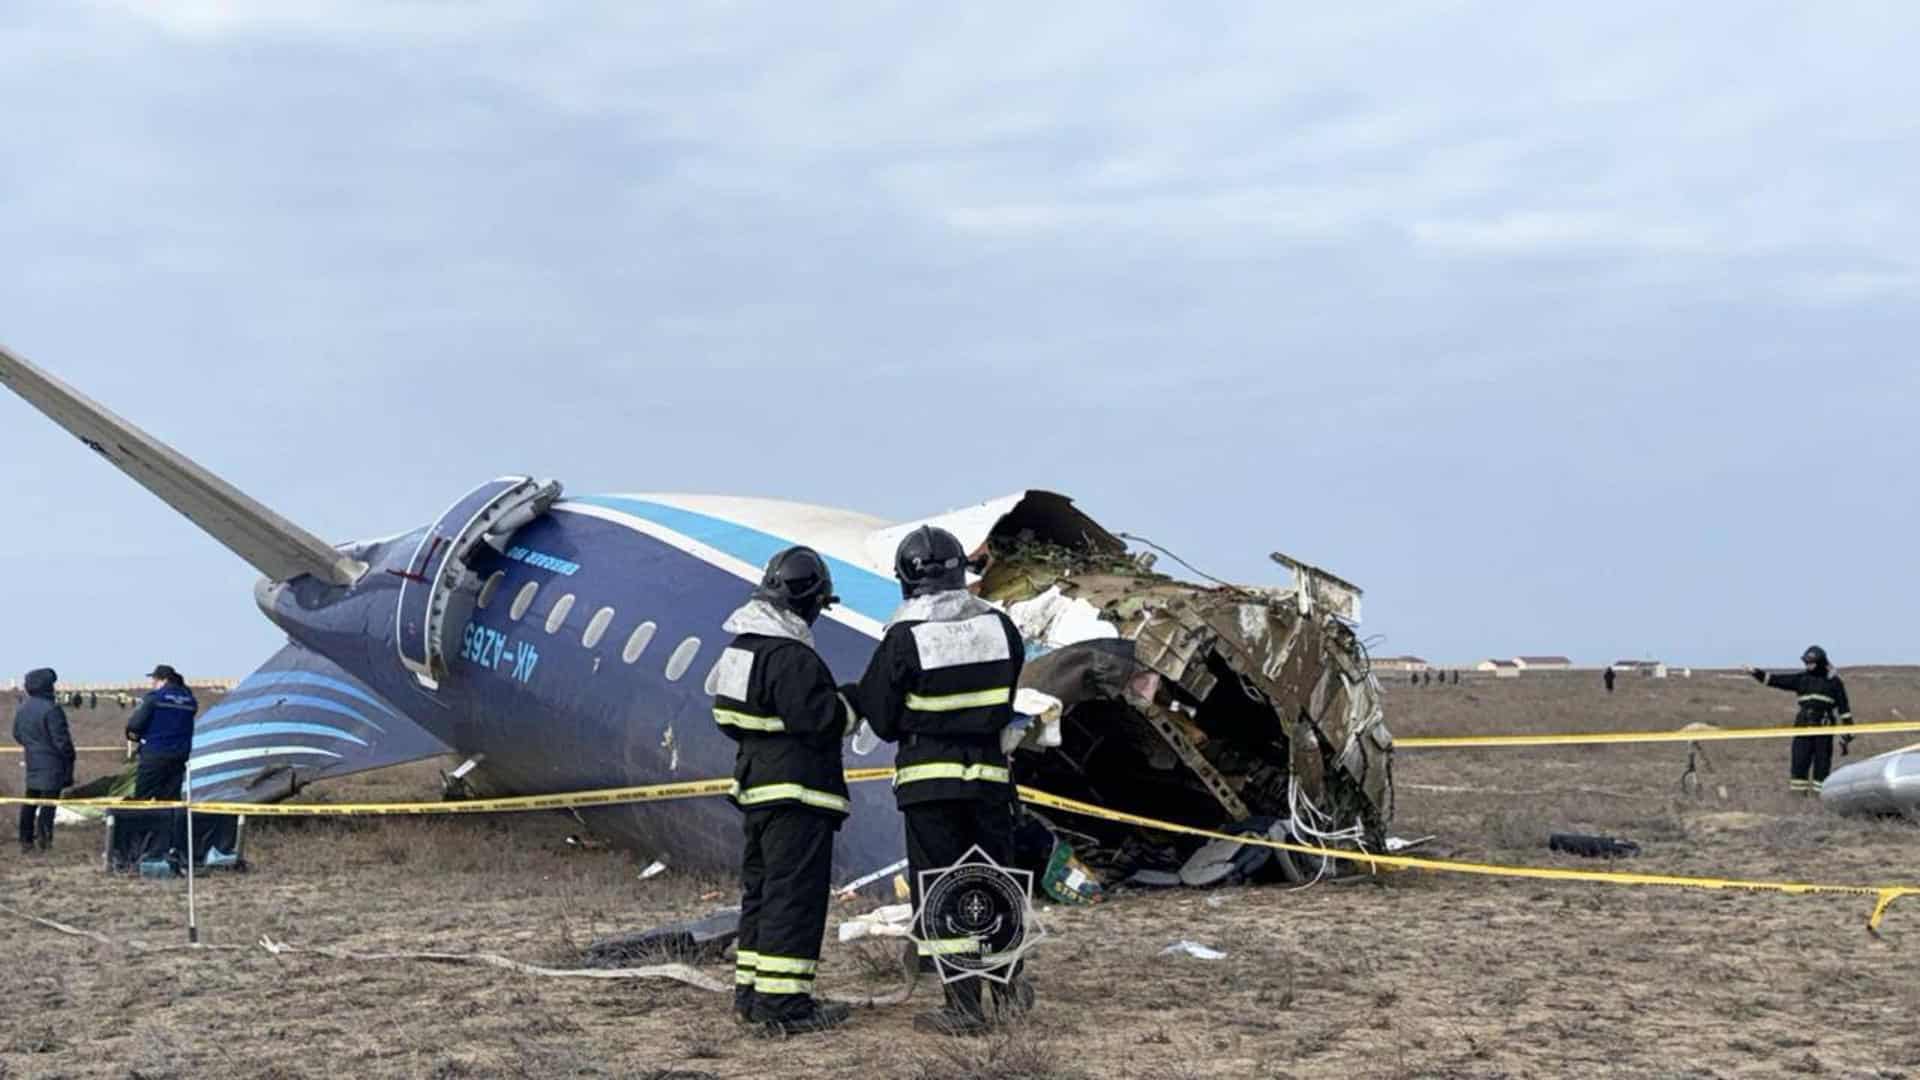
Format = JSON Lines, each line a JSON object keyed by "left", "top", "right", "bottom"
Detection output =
{"left": 978, "top": 532, "right": 1393, "bottom": 891}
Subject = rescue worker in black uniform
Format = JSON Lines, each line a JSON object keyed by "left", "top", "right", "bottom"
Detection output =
{"left": 1750, "top": 645, "right": 1854, "bottom": 795}
{"left": 848, "top": 526, "right": 1033, "bottom": 1037}
{"left": 713, "top": 547, "right": 858, "bottom": 1036}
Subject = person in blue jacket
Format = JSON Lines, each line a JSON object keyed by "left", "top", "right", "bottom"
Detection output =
{"left": 13, "top": 668, "right": 75, "bottom": 853}
{"left": 126, "top": 665, "right": 198, "bottom": 801}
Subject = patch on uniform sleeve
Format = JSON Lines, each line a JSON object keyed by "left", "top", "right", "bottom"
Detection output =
{"left": 910, "top": 615, "right": 1011, "bottom": 670}
{"left": 708, "top": 647, "right": 755, "bottom": 699}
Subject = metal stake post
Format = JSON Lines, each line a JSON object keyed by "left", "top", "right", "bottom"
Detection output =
{"left": 185, "top": 772, "right": 198, "bottom": 945}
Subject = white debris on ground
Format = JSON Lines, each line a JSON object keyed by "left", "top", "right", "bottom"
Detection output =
{"left": 837, "top": 903, "right": 914, "bottom": 943}
{"left": 1161, "top": 940, "right": 1228, "bottom": 960}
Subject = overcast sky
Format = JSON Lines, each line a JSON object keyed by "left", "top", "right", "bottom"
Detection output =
{"left": 2, "top": 1, "right": 1914, "bottom": 682}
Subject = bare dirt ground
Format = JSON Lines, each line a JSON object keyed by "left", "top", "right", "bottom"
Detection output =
{"left": 7, "top": 669, "right": 1920, "bottom": 1079}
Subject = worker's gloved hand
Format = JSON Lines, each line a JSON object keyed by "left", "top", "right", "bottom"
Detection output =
{"left": 1748, "top": 667, "right": 1766, "bottom": 683}
{"left": 1840, "top": 734, "right": 1854, "bottom": 756}
{"left": 999, "top": 717, "right": 1032, "bottom": 756}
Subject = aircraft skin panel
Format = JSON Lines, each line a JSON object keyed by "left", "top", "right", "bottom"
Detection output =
{"left": 369, "top": 505, "right": 904, "bottom": 879}
{"left": 188, "top": 641, "right": 453, "bottom": 801}
{"left": 561, "top": 496, "right": 896, "bottom": 637}
{"left": 622, "top": 493, "right": 893, "bottom": 577}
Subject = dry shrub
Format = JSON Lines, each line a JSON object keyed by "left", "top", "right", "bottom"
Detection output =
{"left": 1476, "top": 810, "right": 1541, "bottom": 851}
{"left": 908, "top": 1022, "right": 1089, "bottom": 1080}
{"left": 844, "top": 938, "right": 911, "bottom": 981}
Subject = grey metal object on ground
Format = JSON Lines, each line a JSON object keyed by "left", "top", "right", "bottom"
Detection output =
{"left": 1822, "top": 749, "right": 1920, "bottom": 817}
{"left": 583, "top": 909, "right": 741, "bottom": 967}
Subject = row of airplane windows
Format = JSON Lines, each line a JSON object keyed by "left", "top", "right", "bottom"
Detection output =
{"left": 475, "top": 570, "right": 704, "bottom": 683}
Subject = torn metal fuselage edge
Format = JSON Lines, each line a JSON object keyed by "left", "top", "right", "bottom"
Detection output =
{"left": 969, "top": 496, "right": 1393, "bottom": 882}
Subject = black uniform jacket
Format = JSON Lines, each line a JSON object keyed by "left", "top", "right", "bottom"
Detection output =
{"left": 849, "top": 591, "right": 1024, "bottom": 807}
{"left": 1759, "top": 670, "right": 1854, "bottom": 728}
{"left": 712, "top": 620, "right": 856, "bottom": 820}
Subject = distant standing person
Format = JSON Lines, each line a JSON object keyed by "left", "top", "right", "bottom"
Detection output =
{"left": 126, "top": 665, "right": 198, "bottom": 801}
{"left": 13, "top": 668, "right": 75, "bottom": 853}
{"left": 1603, "top": 667, "right": 1616, "bottom": 694}
{"left": 1749, "top": 645, "right": 1853, "bottom": 796}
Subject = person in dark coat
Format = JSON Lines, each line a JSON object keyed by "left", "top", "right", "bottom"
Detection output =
{"left": 13, "top": 668, "right": 75, "bottom": 853}
{"left": 1603, "top": 667, "right": 1616, "bottom": 694}
{"left": 126, "top": 665, "right": 198, "bottom": 800}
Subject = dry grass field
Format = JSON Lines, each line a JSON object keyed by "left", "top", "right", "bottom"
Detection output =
{"left": 6, "top": 668, "right": 1920, "bottom": 1079}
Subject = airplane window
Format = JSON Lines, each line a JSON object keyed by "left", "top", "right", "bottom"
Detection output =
{"left": 545, "top": 594, "right": 576, "bottom": 634}
{"left": 665, "top": 637, "right": 701, "bottom": 682}
{"left": 477, "top": 571, "right": 505, "bottom": 610}
{"left": 510, "top": 582, "right": 539, "bottom": 621}
{"left": 623, "top": 622, "right": 657, "bottom": 664}
{"left": 583, "top": 606, "right": 615, "bottom": 649}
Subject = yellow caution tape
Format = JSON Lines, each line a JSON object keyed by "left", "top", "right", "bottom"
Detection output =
{"left": 1396, "top": 718, "right": 1920, "bottom": 749}
{"left": 1014, "top": 786, "right": 1917, "bottom": 933}
{"left": 9, "top": 719, "right": 1901, "bottom": 757}
{"left": 0, "top": 768, "right": 902, "bottom": 816}
{"left": 4, "top": 765, "right": 1911, "bottom": 930}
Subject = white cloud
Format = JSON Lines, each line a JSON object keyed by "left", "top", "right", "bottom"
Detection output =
{"left": 1410, "top": 213, "right": 1712, "bottom": 255}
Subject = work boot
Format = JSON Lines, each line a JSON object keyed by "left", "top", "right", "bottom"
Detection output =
{"left": 913, "top": 984, "right": 991, "bottom": 1037}
{"left": 913, "top": 1005, "right": 992, "bottom": 1037}
{"left": 990, "top": 974, "right": 1035, "bottom": 1018}
{"left": 753, "top": 999, "right": 850, "bottom": 1037}
{"left": 733, "top": 988, "right": 756, "bottom": 1025}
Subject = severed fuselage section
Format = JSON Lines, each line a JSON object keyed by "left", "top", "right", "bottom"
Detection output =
{"left": 978, "top": 511, "right": 1394, "bottom": 885}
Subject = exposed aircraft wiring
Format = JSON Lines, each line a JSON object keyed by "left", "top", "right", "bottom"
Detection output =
{"left": 1286, "top": 775, "right": 1370, "bottom": 891}
{"left": 1113, "top": 532, "right": 1254, "bottom": 595}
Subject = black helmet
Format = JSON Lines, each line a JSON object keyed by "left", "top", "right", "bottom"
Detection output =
{"left": 753, "top": 546, "right": 838, "bottom": 624}
{"left": 894, "top": 526, "right": 971, "bottom": 599}
{"left": 1802, "top": 645, "right": 1829, "bottom": 670}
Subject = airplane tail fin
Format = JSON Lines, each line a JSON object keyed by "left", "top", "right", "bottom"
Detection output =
{"left": 190, "top": 640, "right": 454, "bottom": 802}
{"left": 0, "top": 343, "right": 362, "bottom": 585}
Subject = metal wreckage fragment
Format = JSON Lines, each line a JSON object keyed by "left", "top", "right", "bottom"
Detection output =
{"left": 980, "top": 516, "right": 1393, "bottom": 895}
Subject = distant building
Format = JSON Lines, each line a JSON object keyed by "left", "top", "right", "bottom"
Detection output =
{"left": 1476, "top": 659, "right": 1522, "bottom": 678}
{"left": 1610, "top": 660, "right": 1669, "bottom": 679}
{"left": 1371, "top": 656, "right": 1430, "bottom": 673}
{"left": 1512, "top": 656, "right": 1572, "bottom": 671}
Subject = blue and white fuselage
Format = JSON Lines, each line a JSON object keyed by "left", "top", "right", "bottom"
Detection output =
{"left": 240, "top": 490, "right": 927, "bottom": 879}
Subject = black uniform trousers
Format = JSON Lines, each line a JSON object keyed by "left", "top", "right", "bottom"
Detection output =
{"left": 1790, "top": 720, "right": 1835, "bottom": 790}
{"left": 17, "top": 787, "right": 57, "bottom": 849}
{"left": 134, "top": 753, "right": 189, "bottom": 801}
{"left": 905, "top": 798, "right": 1021, "bottom": 1012}
{"left": 737, "top": 806, "right": 836, "bottom": 1019}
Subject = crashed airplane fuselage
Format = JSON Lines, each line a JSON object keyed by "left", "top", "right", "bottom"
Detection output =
{"left": 0, "top": 345, "right": 1393, "bottom": 889}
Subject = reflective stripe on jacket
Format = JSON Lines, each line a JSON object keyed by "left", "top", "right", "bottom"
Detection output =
{"left": 712, "top": 627, "right": 855, "bottom": 820}
{"left": 1762, "top": 671, "right": 1854, "bottom": 727}
{"left": 849, "top": 591, "right": 1024, "bottom": 807}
